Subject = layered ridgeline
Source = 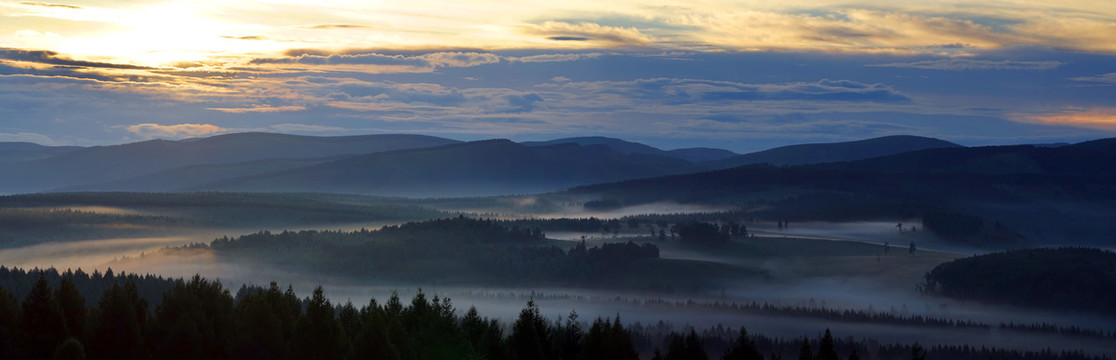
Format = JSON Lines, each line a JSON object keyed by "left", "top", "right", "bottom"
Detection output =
{"left": 0, "top": 192, "right": 444, "bottom": 247}
{"left": 567, "top": 139, "right": 1116, "bottom": 247}
{"left": 0, "top": 132, "right": 460, "bottom": 193}
{"left": 1, "top": 133, "right": 961, "bottom": 196}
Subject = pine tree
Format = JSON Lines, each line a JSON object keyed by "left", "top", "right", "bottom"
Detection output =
{"left": 0, "top": 286, "right": 20, "bottom": 359}
{"left": 88, "top": 282, "right": 148, "bottom": 360}
{"left": 55, "top": 277, "right": 86, "bottom": 341}
{"left": 721, "top": 327, "right": 762, "bottom": 360}
{"left": 291, "top": 286, "right": 346, "bottom": 359}
{"left": 20, "top": 276, "right": 69, "bottom": 360}
{"left": 797, "top": 337, "right": 813, "bottom": 360}
{"left": 817, "top": 329, "right": 839, "bottom": 360}
{"left": 509, "top": 299, "right": 550, "bottom": 360}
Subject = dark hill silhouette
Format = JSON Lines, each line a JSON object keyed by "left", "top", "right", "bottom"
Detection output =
{"left": 565, "top": 138, "right": 1116, "bottom": 246}
{"left": 187, "top": 139, "right": 700, "bottom": 197}
{"left": 826, "top": 138, "right": 1116, "bottom": 176}
{"left": 522, "top": 136, "right": 668, "bottom": 156}
{"left": 522, "top": 136, "right": 740, "bottom": 162}
{"left": 0, "top": 133, "right": 460, "bottom": 193}
{"left": 705, "top": 135, "right": 962, "bottom": 168}
{"left": 666, "top": 147, "right": 739, "bottom": 162}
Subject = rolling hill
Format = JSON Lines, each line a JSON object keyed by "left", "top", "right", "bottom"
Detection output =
{"left": 0, "top": 142, "right": 82, "bottom": 162}
{"left": 564, "top": 138, "right": 1116, "bottom": 246}
{"left": 0, "top": 133, "right": 460, "bottom": 193}
{"left": 183, "top": 139, "right": 700, "bottom": 197}
{"left": 705, "top": 135, "right": 962, "bottom": 168}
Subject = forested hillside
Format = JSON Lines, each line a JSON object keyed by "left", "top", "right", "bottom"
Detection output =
{"left": 0, "top": 268, "right": 1108, "bottom": 360}
{"left": 923, "top": 248, "right": 1116, "bottom": 314}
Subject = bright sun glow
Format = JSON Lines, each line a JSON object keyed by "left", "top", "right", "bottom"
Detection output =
{"left": 52, "top": 2, "right": 285, "bottom": 66}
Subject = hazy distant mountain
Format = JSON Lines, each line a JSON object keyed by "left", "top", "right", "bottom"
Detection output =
{"left": 522, "top": 136, "right": 667, "bottom": 155}
{"left": 705, "top": 135, "right": 962, "bottom": 168}
{"left": 566, "top": 138, "right": 1116, "bottom": 246}
{"left": 188, "top": 139, "right": 699, "bottom": 197}
{"left": 831, "top": 138, "right": 1116, "bottom": 176}
{"left": 522, "top": 136, "right": 740, "bottom": 162}
{"left": 55, "top": 156, "right": 348, "bottom": 192}
{"left": 665, "top": 147, "right": 739, "bottom": 162}
{"left": 0, "top": 133, "right": 460, "bottom": 193}
{"left": 0, "top": 142, "right": 82, "bottom": 162}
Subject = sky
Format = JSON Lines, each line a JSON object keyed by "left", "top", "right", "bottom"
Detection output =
{"left": 1, "top": 0, "right": 1115, "bottom": 152}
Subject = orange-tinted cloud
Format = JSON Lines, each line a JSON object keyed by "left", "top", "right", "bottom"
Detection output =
{"left": 1014, "top": 108, "right": 1116, "bottom": 130}
{"left": 522, "top": 21, "right": 652, "bottom": 48}
{"left": 125, "top": 123, "right": 224, "bottom": 139}
{"left": 206, "top": 105, "right": 307, "bottom": 113}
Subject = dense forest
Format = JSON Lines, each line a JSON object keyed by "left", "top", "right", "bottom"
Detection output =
{"left": 199, "top": 216, "right": 683, "bottom": 288}
{"left": 0, "top": 267, "right": 1110, "bottom": 360}
{"left": 923, "top": 247, "right": 1116, "bottom": 313}
{"left": 919, "top": 212, "right": 1030, "bottom": 249}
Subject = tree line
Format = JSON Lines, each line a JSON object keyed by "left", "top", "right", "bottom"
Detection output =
{"left": 923, "top": 247, "right": 1116, "bottom": 314}
{"left": 1, "top": 268, "right": 1110, "bottom": 360}
{"left": 202, "top": 216, "right": 661, "bottom": 287}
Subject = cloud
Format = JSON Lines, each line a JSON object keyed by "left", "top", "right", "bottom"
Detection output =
{"left": 249, "top": 51, "right": 500, "bottom": 72}
{"left": 1012, "top": 108, "right": 1116, "bottom": 130}
{"left": 507, "top": 53, "right": 603, "bottom": 63}
{"left": 869, "top": 59, "right": 1063, "bottom": 70}
{"left": 0, "top": 47, "right": 155, "bottom": 70}
{"left": 0, "top": 132, "right": 63, "bottom": 145}
{"left": 333, "top": 82, "right": 467, "bottom": 106}
{"left": 0, "top": 48, "right": 153, "bottom": 70}
{"left": 304, "top": 24, "right": 370, "bottom": 30}
{"left": 420, "top": 52, "right": 501, "bottom": 67}
{"left": 125, "top": 123, "right": 224, "bottom": 139}
{"left": 540, "top": 78, "right": 910, "bottom": 104}
{"left": 502, "top": 93, "right": 544, "bottom": 113}
{"left": 220, "top": 35, "right": 267, "bottom": 41}
{"left": 19, "top": 2, "right": 80, "bottom": 9}
{"left": 523, "top": 22, "right": 652, "bottom": 48}
{"left": 1071, "top": 73, "right": 1116, "bottom": 85}
{"left": 268, "top": 123, "right": 346, "bottom": 132}
{"left": 206, "top": 105, "right": 307, "bottom": 113}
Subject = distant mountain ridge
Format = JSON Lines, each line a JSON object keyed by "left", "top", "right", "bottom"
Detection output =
{"left": 0, "top": 142, "right": 83, "bottom": 162}
{"left": 180, "top": 139, "right": 700, "bottom": 197}
{"left": 706, "top": 135, "right": 962, "bottom": 168}
{"left": 0, "top": 133, "right": 461, "bottom": 193}
{"left": 2, "top": 132, "right": 983, "bottom": 196}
